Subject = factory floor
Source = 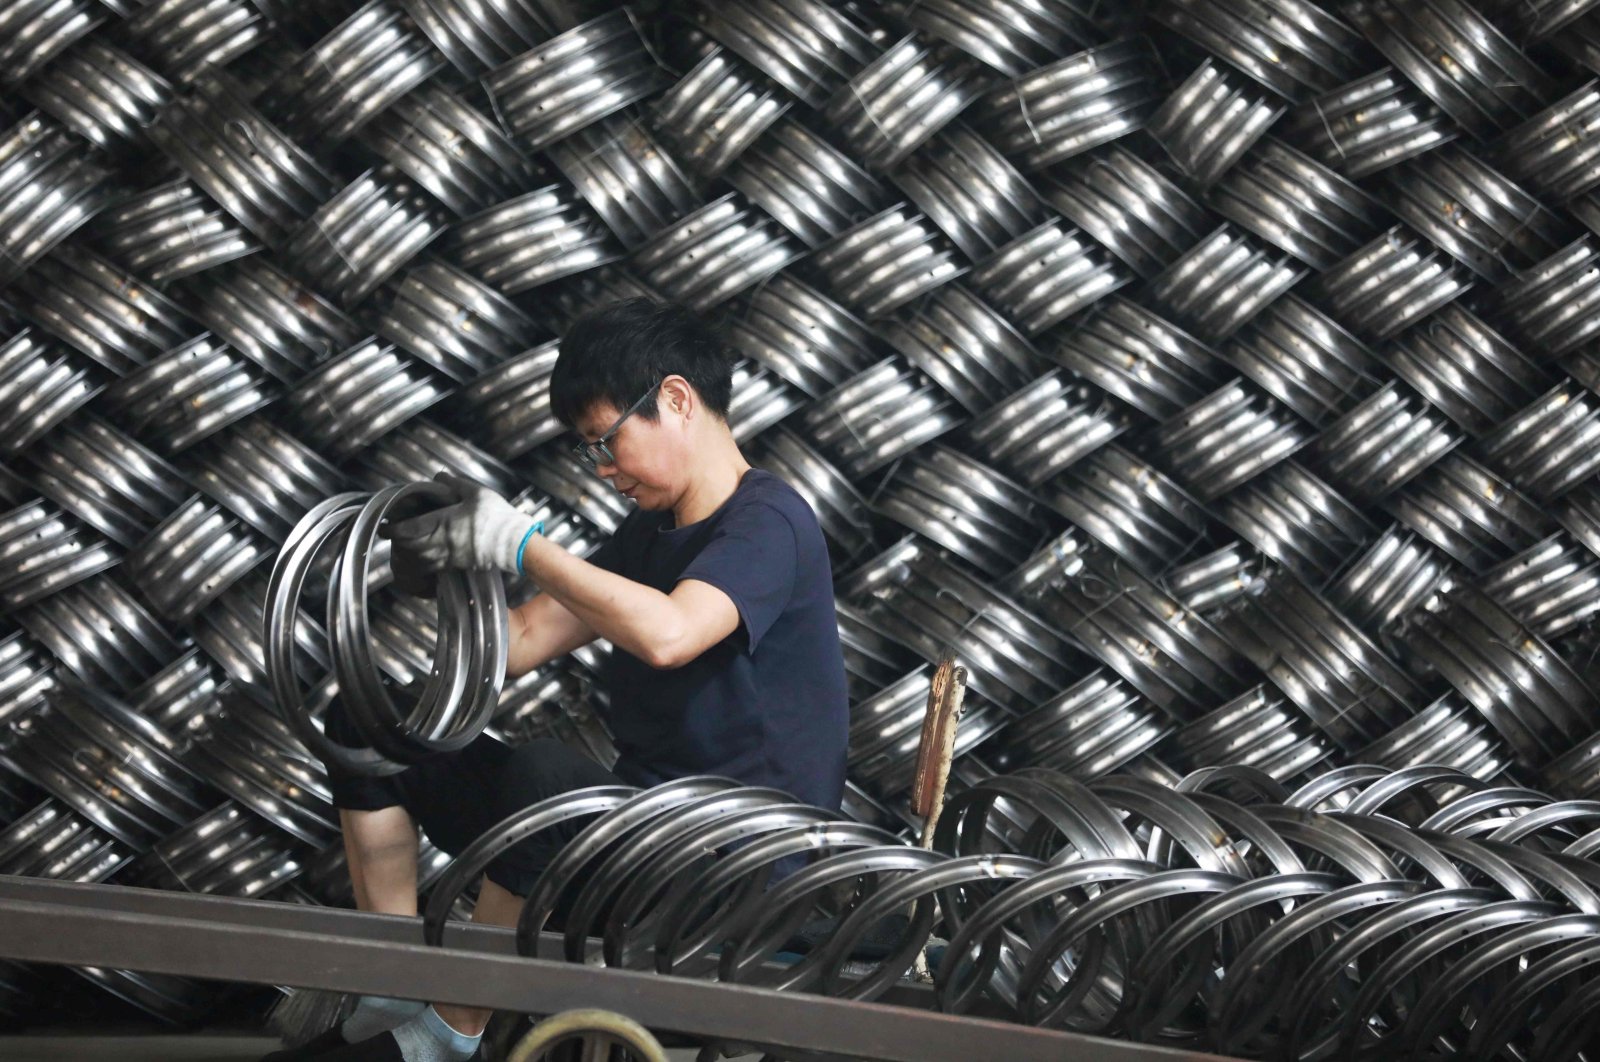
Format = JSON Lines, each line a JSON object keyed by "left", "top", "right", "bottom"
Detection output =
{"left": 0, "top": 1034, "right": 275, "bottom": 1060}
{"left": 0, "top": 1034, "right": 717, "bottom": 1060}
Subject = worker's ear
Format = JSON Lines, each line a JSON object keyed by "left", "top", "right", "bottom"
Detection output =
{"left": 660, "top": 375, "right": 693, "bottom": 420}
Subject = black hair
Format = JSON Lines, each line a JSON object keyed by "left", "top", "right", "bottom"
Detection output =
{"left": 550, "top": 298, "right": 736, "bottom": 428}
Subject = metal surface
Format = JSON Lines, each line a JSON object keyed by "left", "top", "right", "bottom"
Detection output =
{"left": 1052, "top": 297, "right": 1230, "bottom": 419}
{"left": 654, "top": 47, "right": 789, "bottom": 178}
{"left": 288, "top": 339, "right": 450, "bottom": 458}
{"left": 966, "top": 370, "right": 1129, "bottom": 487}
{"left": 725, "top": 273, "right": 876, "bottom": 396}
{"left": 360, "top": 83, "right": 533, "bottom": 218}
{"left": 147, "top": 74, "right": 337, "bottom": 248}
{"left": 975, "top": 39, "right": 1164, "bottom": 172}
{"left": 1346, "top": 0, "right": 1556, "bottom": 139}
{"left": 727, "top": 117, "right": 887, "bottom": 248}
{"left": 1039, "top": 444, "right": 1211, "bottom": 578}
{"left": 885, "top": 0, "right": 1100, "bottom": 78}
{"left": 265, "top": 484, "right": 507, "bottom": 776}
{"left": 108, "top": 335, "right": 281, "bottom": 454}
{"left": 2, "top": 0, "right": 1600, "bottom": 1049}
{"left": 694, "top": 0, "right": 878, "bottom": 109}
{"left": 95, "top": 178, "right": 260, "bottom": 282}
{"left": 12, "top": 755, "right": 1600, "bottom": 1056}
{"left": 450, "top": 183, "right": 623, "bottom": 296}
{"left": 824, "top": 35, "right": 987, "bottom": 173}
{"left": 0, "top": 498, "right": 119, "bottom": 610}
{"left": 185, "top": 258, "right": 362, "bottom": 383}
{"left": 482, "top": 9, "right": 667, "bottom": 153}
{"left": 1154, "top": 380, "right": 1311, "bottom": 501}
{"left": 1280, "top": 65, "right": 1460, "bottom": 178}
{"left": 1207, "top": 138, "right": 1385, "bottom": 270}
{"left": 284, "top": 171, "right": 450, "bottom": 307}
{"left": 895, "top": 124, "right": 1047, "bottom": 262}
{"left": 878, "top": 283, "right": 1048, "bottom": 413}
{"left": 1306, "top": 379, "right": 1462, "bottom": 500}
{"left": 1145, "top": 225, "right": 1306, "bottom": 342}
{"left": 629, "top": 192, "right": 800, "bottom": 311}
{"left": 1044, "top": 145, "right": 1210, "bottom": 279}
{"left": 0, "top": 329, "right": 102, "bottom": 455}
{"left": 0, "top": 115, "right": 114, "bottom": 284}
{"left": 264, "top": 0, "right": 443, "bottom": 146}
{"left": 1149, "top": 61, "right": 1286, "bottom": 188}
{"left": 1215, "top": 461, "right": 1373, "bottom": 584}
{"left": 546, "top": 115, "right": 704, "bottom": 251}
{"left": 122, "top": 493, "right": 266, "bottom": 621}
{"left": 802, "top": 355, "right": 966, "bottom": 476}
{"left": 810, "top": 205, "right": 966, "bottom": 320}
{"left": 1153, "top": 0, "right": 1369, "bottom": 100}
{"left": 0, "top": 877, "right": 1221, "bottom": 1062}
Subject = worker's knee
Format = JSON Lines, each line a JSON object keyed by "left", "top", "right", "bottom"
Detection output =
{"left": 340, "top": 806, "right": 417, "bottom": 860}
{"left": 491, "top": 739, "right": 619, "bottom": 818}
{"left": 479, "top": 741, "right": 622, "bottom": 897}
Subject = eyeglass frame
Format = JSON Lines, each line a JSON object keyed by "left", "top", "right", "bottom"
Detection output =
{"left": 572, "top": 380, "right": 663, "bottom": 469}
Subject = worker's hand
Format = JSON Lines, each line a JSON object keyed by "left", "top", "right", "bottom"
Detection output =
{"left": 387, "top": 537, "right": 437, "bottom": 598}
{"left": 382, "top": 473, "right": 541, "bottom": 574}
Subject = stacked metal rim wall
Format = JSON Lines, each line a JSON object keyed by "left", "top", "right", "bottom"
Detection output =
{"left": 6, "top": 0, "right": 1600, "bottom": 1052}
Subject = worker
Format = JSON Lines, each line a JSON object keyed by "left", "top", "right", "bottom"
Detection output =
{"left": 265, "top": 298, "right": 850, "bottom": 1061}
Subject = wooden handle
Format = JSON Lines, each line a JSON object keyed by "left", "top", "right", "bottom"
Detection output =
{"left": 909, "top": 652, "right": 966, "bottom": 821}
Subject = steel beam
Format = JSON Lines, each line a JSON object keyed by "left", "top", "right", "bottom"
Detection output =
{"left": 0, "top": 875, "right": 1231, "bottom": 1062}
{"left": 0, "top": 875, "right": 957, "bottom": 1013}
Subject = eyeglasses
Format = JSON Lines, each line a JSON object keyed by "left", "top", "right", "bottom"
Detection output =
{"left": 572, "top": 382, "right": 661, "bottom": 469}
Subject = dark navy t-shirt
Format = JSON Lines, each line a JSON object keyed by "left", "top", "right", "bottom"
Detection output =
{"left": 587, "top": 468, "right": 849, "bottom": 811}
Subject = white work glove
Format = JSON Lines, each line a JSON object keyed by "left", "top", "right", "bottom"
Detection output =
{"left": 383, "top": 473, "right": 542, "bottom": 575}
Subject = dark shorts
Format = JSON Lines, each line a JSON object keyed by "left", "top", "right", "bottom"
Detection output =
{"left": 324, "top": 705, "right": 623, "bottom": 895}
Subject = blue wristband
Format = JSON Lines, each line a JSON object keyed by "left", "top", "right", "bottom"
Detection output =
{"left": 514, "top": 521, "right": 544, "bottom": 576}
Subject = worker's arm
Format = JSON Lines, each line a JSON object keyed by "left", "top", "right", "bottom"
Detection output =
{"left": 505, "top": 591, "right": 603, "bottom": 676}
{"left": 386, "top": 474, "right": 745, "bottom": 670}
{"left": 518, "top": 536, "right": 740, "bottom": 670}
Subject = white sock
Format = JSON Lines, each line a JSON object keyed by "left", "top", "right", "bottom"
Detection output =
{"left": 392, "top": 1004, "right": 482, "bottom": 1061}
{"left": 340, "top": 995, "right": 426, "bottom": 1043}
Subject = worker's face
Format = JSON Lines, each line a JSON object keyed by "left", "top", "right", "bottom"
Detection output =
{"left": 573, "top": 377, "right": 694, "bottom": 510}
